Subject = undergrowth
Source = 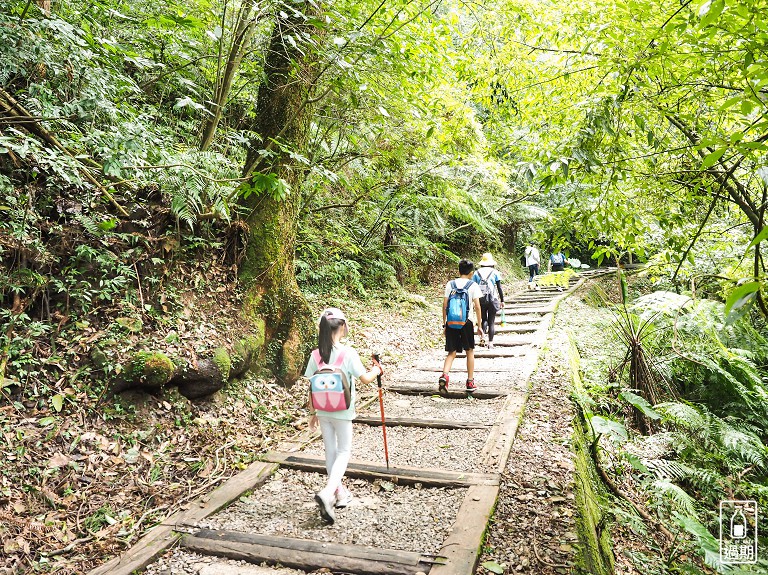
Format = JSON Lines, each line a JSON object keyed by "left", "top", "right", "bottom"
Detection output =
{"left": 572, "top": 274, "right": 768, "bottom": 574}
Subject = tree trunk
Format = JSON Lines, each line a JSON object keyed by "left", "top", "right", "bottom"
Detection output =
{"left": 200, "top": 0, "right": 262, "bottom": 151}
{"left": 238, "top": 3, "right": 321, "bottom": 384}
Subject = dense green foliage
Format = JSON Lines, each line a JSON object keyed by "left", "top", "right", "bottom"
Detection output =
{"left": 1, "top": 0, "right": 768, "bottom": 571}
{"left": 577, "top": 282, "right": 767, "bottom": 573}
{"left": 0, "top": 0, "right": 526, "bottom": 394}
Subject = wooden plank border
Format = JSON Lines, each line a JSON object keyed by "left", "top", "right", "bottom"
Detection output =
{"left": 262, "top": 452, "right": 500, "bottom": 487}
{"left": 86, "top": 460, "right": 279, "bottom": 575}
{"left": 386, "top": 383, "right": 509, "bottom": 399}
{"left": 182, "top": 532, "right": 437, "bottom": 575}
{"left": 186, "top": 528, "right": 442, "bottom": 565}
{"left": 354, "top": 414, "right": 491, "bottom": 429}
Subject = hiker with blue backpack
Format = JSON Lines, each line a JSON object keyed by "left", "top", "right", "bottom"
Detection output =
{"left": 472, "top": 253, "right": 504, "bottom": 350}
{"left": 439, "top": 259, "right": 484, "bottom": 395}
{"left": 305, "top": 308, "right": 383, "bottom": 525}
{"left": 549, "top": 248, "right": 568, "bottom": 272}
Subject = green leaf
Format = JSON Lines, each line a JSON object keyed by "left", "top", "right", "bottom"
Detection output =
{"left": 698, "top": 0, "right": 725, "bottom": 27}
{"left": 39, "top": 416, "right": 56, "bottom": 426}
{"left": 699, "top": 147, "right": 726, "bottom": 170}
{"left": 482, "top": 561, "right": 506, "bottom": 574}
{"left": 590, "top": 415, "right": 628, "bottom": 443}
{"left": 51, "top": 394, "right": 64, "bottom": 412}
{"left": 625, "top": 453, "right": 649, "bottom": 473}
{"left": 724, "top": 282, "right": 760, "bottom": 317}
{"left": 619, "top": 391, "right": 660, "bottom": 420}
{"left": 747, "top": 226, "right": 768, "bottom": 249}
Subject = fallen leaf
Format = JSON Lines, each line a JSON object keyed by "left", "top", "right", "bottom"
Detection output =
{"left": 481, "top": 560, "right": 506, "bottom": 574}
{"left": 47, "top": 453, "right": 71, "bottom": 468}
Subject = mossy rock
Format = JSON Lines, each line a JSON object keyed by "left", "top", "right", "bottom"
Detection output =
{"left": 173, "top": 349, "right": 232, "bottom": 400}
{"left": 230, "top": 331, "right": 265, "bottom": 378}
{"left": 128, "top": 352, "right": 175, "bottom": 389}
{"left": 212, "top": 347, "right": 231, "bottom": 381}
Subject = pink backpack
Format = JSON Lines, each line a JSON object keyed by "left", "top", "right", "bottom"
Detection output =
{"left": 309, "top": 349, "right": 350, "bottom": 412}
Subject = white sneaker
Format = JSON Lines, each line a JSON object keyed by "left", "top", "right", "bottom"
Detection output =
{"left": 487, "top": 342, "right": 494, "bottom": 350}
{"left": 315, "top": 491, "right": 335, "bottom": 524}
{"left": 335, "top": 484, "right": 352, "bottom": 508}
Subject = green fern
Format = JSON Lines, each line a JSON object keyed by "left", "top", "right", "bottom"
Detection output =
{"left": 648, "top": 479, "right": 697, "bottom": 516}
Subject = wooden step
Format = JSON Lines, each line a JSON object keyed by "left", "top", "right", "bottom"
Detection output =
{"left": 182, "top": 529, "right": 444, "bottom": 575}
{"left": 495, "top": 315, "right": 543, "bottom": 323}
{"left": 458, "top": 349, "right": 532, "bottom": 358}
{"left": 502, "top": 307, "right": 553, "bottom": 315}
{"left": 493, "top": 325, "right": 538, "bottom": 333}
{"left": 261, "top": 452, "right": 500, "bottom": 487}
{"left": 411, "top": 362, "right": 523, "bottom": 373}
{"left": 386, "top": 382, "right": 509, "bottom": 399}
{"left": 477, "top": 341, "right": 532, "bottom": 348}
{"left": 354, "top": 415, "right": 491, "bottom": 429}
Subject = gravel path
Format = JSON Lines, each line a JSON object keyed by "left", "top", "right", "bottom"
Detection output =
{"left": 358, "top": 393, "right": 504, "bottom": 422}
{"left": 303, "top": 424, "right": 488, "bottom": 471}
{"left": 201, "top": 469, "right": 465, "bottom": 554}
{"left": 141, "top": 278, "right": 560, "bottom": 573}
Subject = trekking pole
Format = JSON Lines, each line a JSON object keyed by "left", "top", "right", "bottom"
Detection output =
{"left": 372, "top": 354, "right": 389, "bottom": 468}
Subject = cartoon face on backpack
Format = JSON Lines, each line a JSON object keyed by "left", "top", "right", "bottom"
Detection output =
{"left": 309, "top": 349, "right": 351, "bottom": 412}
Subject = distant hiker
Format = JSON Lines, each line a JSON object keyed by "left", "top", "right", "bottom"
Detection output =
{"left": 472, "top": 252, "right": 504, "bottom": 350}
{"left": 525, "top": 242, "right": 541, "bottom": 290}
{"left": 439, "top": 259, "right": 484, "bottom": 395}
{"left": 549, "top": 249, "right": 567, "bottom": 272}
{"left": 305, "top": 308, "right": 383, "bottom": 525}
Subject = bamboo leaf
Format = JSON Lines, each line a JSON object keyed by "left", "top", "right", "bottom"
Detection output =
{"left": 747, "top": 226, "right": 768, "bottom": 249}
{"left": 699, "top": 147, "right": 726, "bottom": 170}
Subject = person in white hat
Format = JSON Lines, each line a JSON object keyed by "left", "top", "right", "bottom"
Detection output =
{"left": 304, "top": 308, "right": 382, "bottom": 525}
{"left": 525, "top": 241, "right": 541, "bottom": 290}
{"left": 472, "top": 253, "right": 504, "bottom": 349}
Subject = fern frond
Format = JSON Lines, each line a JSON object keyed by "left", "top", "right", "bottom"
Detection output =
{"left": 718, "top": 423, "right": 767, "bottom": 468}
{"left": 656, "top": 401, "right": 707, "bottom": 432}
{"left": 648, "top": 479, "right": 698, "bottom": 516}
{"left": 75, "top": 213, "right": 103, "bottom": 237}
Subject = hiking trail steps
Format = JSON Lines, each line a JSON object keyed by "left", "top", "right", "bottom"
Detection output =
{"left": 90, "top": 269, "right": 607, "bottom": 575}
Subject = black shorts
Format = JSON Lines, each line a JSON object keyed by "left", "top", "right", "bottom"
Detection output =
{"left": 445, "top": 320, "right": 474, "bottom": 353}
{"left": 552, "top": 263, "right": 565, "bottom": 272}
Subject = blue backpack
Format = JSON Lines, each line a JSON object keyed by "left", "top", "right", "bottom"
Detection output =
{"left": 446, "top": 280, "right": 474, "bottom": 329}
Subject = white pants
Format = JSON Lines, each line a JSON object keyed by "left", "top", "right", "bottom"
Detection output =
{"left": 318, "top": 417, "right": 352, "bottom": 497}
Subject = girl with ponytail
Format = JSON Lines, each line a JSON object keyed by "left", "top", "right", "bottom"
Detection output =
{"left": 304, "top": 308, "right": 382, "bottom": 525}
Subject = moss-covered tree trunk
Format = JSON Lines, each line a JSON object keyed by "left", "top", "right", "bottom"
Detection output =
{"left": 238, "top": 3, "right": 321, "bottom": 384}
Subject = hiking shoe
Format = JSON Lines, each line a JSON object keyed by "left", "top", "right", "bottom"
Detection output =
{"left": 315, "top": 491, "right": 335, "bottom": 524}
{"left": 466, "top": 379, "right": 477, "bottom": 393}
{"left": 335, "top": 484, "right": 352, "bottom": 508}
{"left": 438, "top": 373, "right": 449, "bottom": 396}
